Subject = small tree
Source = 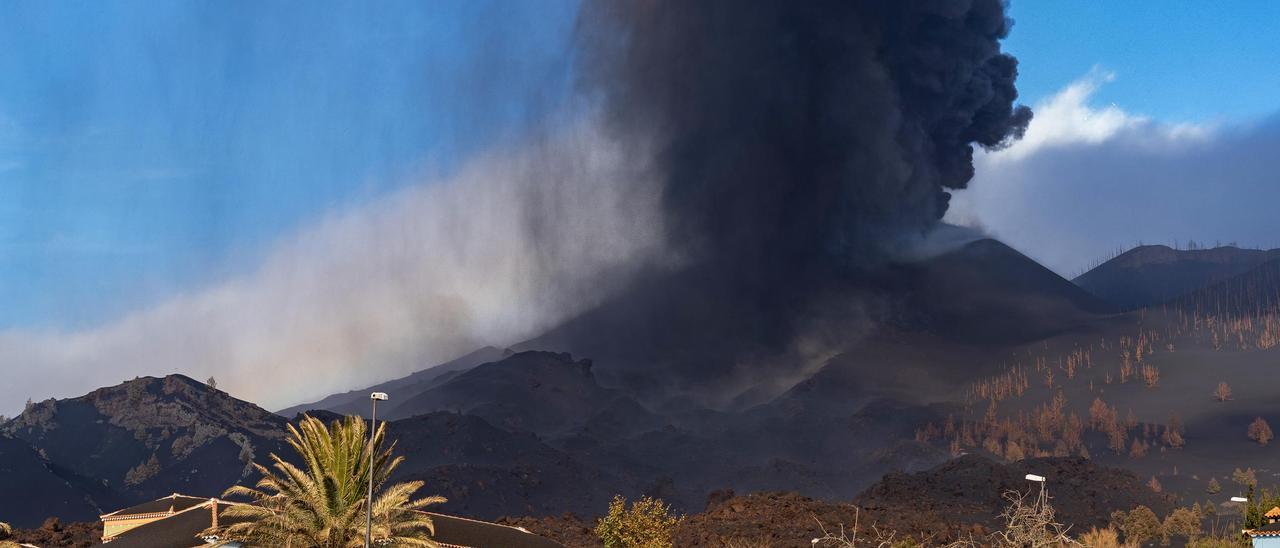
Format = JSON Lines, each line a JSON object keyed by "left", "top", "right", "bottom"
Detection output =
{"left": 1162, "top": 414, "right": 1186, "bottom": 448}
{"left": 1162, "top": 507, "right": 1201, "bottom": 543}
{"left": 1249, "top": 417, "right": 1273, "bottom": 445}
{"left": 1246, "top": 491, "right": 1265, "bottom": 530}
{"left": 1147, "top": 476, "right": 1162, "bottom": 493}
{"left": 1076, "top": 526, "right": 1125, "bottom": 547}
{"left": 1106, "top": 422, "right": 1127, "bottom": 454}
{"left": 1006, "top": 440, "right": 1026, "bottom": 462}
{"left": 1140, "top": 364, "right": 1159, "bottom": 387}
{"left": 1206, "top": 478, "right": 1221, "bottom": 495}
{"left": 595, "top": 495, "right": 684, "bottom": 548}
{"left": 1113, "top": 506, "right": 1161, "bottom": 546}
{"left": 1232, "top": 468, "right": 1257, "bottom": 489}
{"left": 1089, "top": 398, "right": 1111, "bottom": 429}
{"left": 1129, "top": 439, "right": 1148, "bottom": 458}
{"left": 1213, "top": 381, "right": 1231, "bottom": 402}
{"left": 206, "top": 376, "right": 217, "bottom": 390}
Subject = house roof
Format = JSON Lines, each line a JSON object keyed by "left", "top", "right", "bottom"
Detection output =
{"left": 95, "top": 495, "right": 564, "bottom": 548}
{"left": 100, "top": 493, "right": 208, "bottom": 519}
{"left": 1266, "top": 506, "right": 1280, "bottom": 518}
{"left": 425, "top": 512, "right": 563, "bottom": 548}
{"left": 1249, "top": 521, "right": 1280, "bottom": 538}
{"left": 99, "top": 500, "right": 248, "bottom": 548}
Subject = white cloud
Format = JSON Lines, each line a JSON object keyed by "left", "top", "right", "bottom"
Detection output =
{"left": 0, "top": 121, "right": 666, "bottom": 415}
{"left": 949, "top": 70, "right": 1280, "bottom": 276}
{"left": 987, "top": 67, "right": 1209, "bottom": 163}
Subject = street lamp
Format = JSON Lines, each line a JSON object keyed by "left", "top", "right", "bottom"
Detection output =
{"left": 366, "top": 392, "right": 389, "bottom": 548}
{"left": 1025, "top": 473, "right": 1049, "bottom": 509}
{"left": 1232, "top": 497, "right": 1249, "bottom": 503}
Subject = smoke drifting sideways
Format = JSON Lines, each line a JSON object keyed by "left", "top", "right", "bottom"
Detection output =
{"left": 0, "top": 125, "right": 666, "bottom": 415}
{"left": 532, "top": 0, "right": 1032, "bottom": 399}
{"left": 1, "top": 0, "right": 1032, "bottom": 412}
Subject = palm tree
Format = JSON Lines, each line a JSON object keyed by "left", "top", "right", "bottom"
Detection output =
{"left": 205, "top": 414, "right": 446, "bottom": 547}
{"left": 0, "top": 521, "right": 18, "bottom": 548}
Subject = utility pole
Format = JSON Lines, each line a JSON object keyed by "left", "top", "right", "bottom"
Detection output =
{"left": 366, "top": 392, "right": 388, "bottom": 547}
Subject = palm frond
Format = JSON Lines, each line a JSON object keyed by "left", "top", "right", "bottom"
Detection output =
{"left": 205, "top": 413, "right": 447, "bottom": 546}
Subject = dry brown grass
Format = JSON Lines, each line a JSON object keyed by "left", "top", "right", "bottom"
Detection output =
{"left": 1075, "top": 526, "right": 1133, "bottom": 548}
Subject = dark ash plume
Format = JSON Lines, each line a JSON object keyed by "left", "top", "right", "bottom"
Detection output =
{"left": 577, "top": 0, "right": 1031, "bottom": 278}
{"left": 526, "top": 0, "right": 1031, "bottom": 400}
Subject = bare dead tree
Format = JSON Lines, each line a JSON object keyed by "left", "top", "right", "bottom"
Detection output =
{"left": 810, "top": 482, "right": 1083, "bottom": 547}
{"left": 810, "top": 507, "right": 953, "bottom": 548}
{"left": 988, "top": 482, "right": 1082, "bottom": 547}
{"left": 812, "top": 509, "right": 905, "bottom": 548}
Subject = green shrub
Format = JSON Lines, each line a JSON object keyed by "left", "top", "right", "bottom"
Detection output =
{"left": 595, "top": 495, "right": 684, "bottom": 548}
{"left": 1162, "top": 507, "right": 1201, "bottom": 543}
{"left": 1111, "top": 506, "right": 1161, "bottom": 546}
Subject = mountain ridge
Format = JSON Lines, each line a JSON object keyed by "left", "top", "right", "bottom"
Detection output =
{"left": 2, "top": 374, "right": 289, "bottom": 527}
{"left": 1074, "top": 244, "right": 1280, "bottom": 309}
{"left": 277, "top": 346, "right": 508, "bottom": 417}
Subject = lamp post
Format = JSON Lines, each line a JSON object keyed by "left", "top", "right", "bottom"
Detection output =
{"left": 366, "top": 392, "right": 388, "bottom": 548}
{"left": 1026, "top": 473, "right": 1046, "bottom": 492}
{"left": 1229, "top": 497, "right": 1249, "bottom": 536}
{"left": 1026, "top": 473, "right": 1047, "bottom": 510}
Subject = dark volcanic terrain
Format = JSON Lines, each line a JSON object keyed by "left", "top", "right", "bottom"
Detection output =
{"left": 506, "top": 456, "right": 1173, "bottom": 547}
{"left": 277, "top": 346, "right": 507, "bottom": 419}
{"left": 1075, "top": 244, "right": 1280, "bottom": 310}
{"left": 1, "top": 375, "right": 288, "bottom": 527}
{"left": 0, "top": 434, "right": 100, "bottom": 527}
{"left": 8, "top": 241, "right": 1280, "bottom": 538}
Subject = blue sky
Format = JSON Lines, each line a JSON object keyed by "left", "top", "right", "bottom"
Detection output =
{"left": 1005, "top": 1, "right": 1280, "bottom": 123}
{"left": 0, "top": 0, "right": 578, "bottom": 328}
{"left": 0, "top": 0, "right": 1278, "bottom": 330}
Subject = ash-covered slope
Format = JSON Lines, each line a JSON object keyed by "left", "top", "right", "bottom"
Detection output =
{"left": 386, "top": 351, "right": 645, "bottom": 436}
{"left": 893, "top": 238, "right": 1114, "bottom": 342}
{"left": 1165, "top": 256, "right": 1280, "bottom": 315}
{"left": 3, "top": 375, "right": 288, "bottom": 512}
{"left": 514, "top": 238, "right": 1123, "bottom": 508}
{"left": 525, "top": 238, "right": 1113, "bottom": 410}
{"left": 284, "top": 408, "right": 632, "bottom": 520}
{"left": 278, "top": 346, "right": 506, "bottom": 417}
{"left": 1074, "top": 245, "right": 1280, "bottom": 309}
{"left": 384, "top": 411, "right": 627, "bottom": 519}
{"left": 0, "top": 434, "right": 101, "bottom": 527}
{"left": 771, "top": 238, "right": 1117, "bottom": 416}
